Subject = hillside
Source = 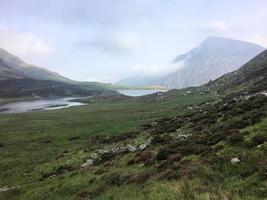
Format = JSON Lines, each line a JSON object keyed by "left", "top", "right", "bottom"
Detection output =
{"left": 0, "top": 48, "right": 72, "bottom": 82}
{"left": 0, "top": 78, "right": 117, "bottom": 99}
{"left": 0, "top": 48, "right": 118, "bottom": 99}
{"left": 0, "top": 48, "right": 267, "bottom": 199}
{"left": 208, "top": 49, "right": 267, "bottom": 95}
{"left": 118, "top": 37, "right": 265, "bottom": 89}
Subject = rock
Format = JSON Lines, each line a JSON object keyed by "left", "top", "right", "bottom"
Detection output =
{"left": 127, "top": 144, "right": 136, "bottom": 152}
{"left": 0, "top": 186, "right": 15, "bottom": 192}
{"left": 111, "top": 146, "right": 127, "bottom": 153}
{"left": 96, "top": 149, "right": 109, "bottom": 154}
{"left": 139, "top": 143, "right": 148, "bottom": 151}
{"left": 231, "top": 157, "right": 240, "bottom": 164}
{"left": 151, "top": 122, "right": 158, "bottom": 126}
{"left": 138, "top": 137, "right": 152, "bottom": 151}
{"left": 91, "top": 153, "right": 99, "bottom": 159}
{"left": 176, "top": 133, "right": 191, "bottom": 140}
{"left": 81, "top": 159, "right": 94, "bottom": 169}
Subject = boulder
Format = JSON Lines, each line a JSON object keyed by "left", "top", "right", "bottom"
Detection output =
{"left": 127, "top": 144, "right": 137, "bottom": 152}
{"left": 81, "top": 159, "right": 94, "bottom": 169}
{"left": 0, "top": 186, "right": 15, "bottom": 192}
{"left": 138, "top": 137, "right": 152, "bottom": 151}
{"left": 231, "top": 157, "right": 240, "bottom": 165}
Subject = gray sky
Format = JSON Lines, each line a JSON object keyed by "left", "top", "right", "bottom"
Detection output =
{"left": 0, "top": 0, "right": 267, "bottom": 82}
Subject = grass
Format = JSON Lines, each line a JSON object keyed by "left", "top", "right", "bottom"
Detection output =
{"left": 0, "top": 91, "right": 266, "bottom": 200}
{"left": 0, "top": 92, "right": 215, "bottom": 199}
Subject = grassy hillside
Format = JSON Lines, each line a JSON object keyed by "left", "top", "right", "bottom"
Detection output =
{"left": 0, "top": 86, "right": 266, "bottom": 199}
{"left": 0, "top": 48, "right": 71, "bottom": 83}
{"left": 0, "top": 90, "right": 215, "bottom": 200}
{"left": 0, "top": 51, "right": 266, "bottom": 200}
{"left": 0, "top": 79, "right": 116, "bottom": 99}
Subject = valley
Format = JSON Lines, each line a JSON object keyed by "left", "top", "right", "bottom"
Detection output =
{"left": 1, "top": 2, "right": 267, "bottom": 199}
{"left": 0, "top": 50, "right": 267, "bottom": 199}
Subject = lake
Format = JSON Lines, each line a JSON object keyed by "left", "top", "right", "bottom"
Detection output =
{"left": 0, "top": 98, "right": 86, "bottom": 114}
{"left": 118, "top": 89, "right": 168, "bottom": 97}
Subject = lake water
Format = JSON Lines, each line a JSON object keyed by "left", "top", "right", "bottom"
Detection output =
{"left": 118, "top": 89, "right": 168, "bottom": 97}
{"left": 0, "top": 98, "right": 86, "bottom": 114}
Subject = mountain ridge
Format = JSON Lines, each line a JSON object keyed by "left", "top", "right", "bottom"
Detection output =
{"left": 0, "top": 48, "right": 72, "bottom": 82}
{"left": 118, "top": 37, "right": 265, "bottom": 89}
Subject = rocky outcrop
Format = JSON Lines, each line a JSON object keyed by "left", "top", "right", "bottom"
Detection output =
{"left": 80, "top": 138, "right": 152, "bottom": 171}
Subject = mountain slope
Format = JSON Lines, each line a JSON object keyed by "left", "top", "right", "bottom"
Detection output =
{"left": 160, "top": 37, "right": 265, "bottom": 88}
{"left": 208, "top": 49, "right": 267, "bottom": 94}
{"left": 118, "top": 37, "right": 265, "bottom": 89}
{"left": 0, "top": 48, "right": 71, "bottom": 82}
{"left": 0, "top": 48, "right": 118, "bottom": 99}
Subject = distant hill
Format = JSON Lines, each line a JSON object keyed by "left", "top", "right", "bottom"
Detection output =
{"left": 0, "top": 79, "right": 116, "bottom": 98}
{"left": 0, "top": 48, "right": 116, "bottom": 99}
{"left": 118, "top": 37, "right": 265, "bottom": 89}
{"left": 0, "top": 48, "right": 71, "bottom": 82}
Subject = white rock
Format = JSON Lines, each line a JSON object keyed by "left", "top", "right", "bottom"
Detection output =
{"left": 127, "top": 144, "right": 136, "bottom": 152}
{"left": 138, "top": 137, "right": 152, "bottom": 151}
{"left": 0, "top": 186, "right": 15, "bottom": 192}
{"left": 231, "top": 157, "right": 240, "bottom": 164}
{"left": 139, "top": 143, "right": 148, "bottom": 151}
{"left": 81, "top": 159, "right": 94, "bottom": 169}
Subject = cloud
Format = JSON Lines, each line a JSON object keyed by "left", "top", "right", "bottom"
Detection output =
{"left": 76, "top": 32, "right": 142, "bottom": 54}
{"left": 203, "top": 20, "right": 228, "bottom": 32}
{"left": 243, "top": 33, "right": 267, "bottom": 48}
{"left": 0, "top": 26, "right": 52, "bottom": 63}
{"left": 133, "top": 61, "right": 185, "bottom": 77}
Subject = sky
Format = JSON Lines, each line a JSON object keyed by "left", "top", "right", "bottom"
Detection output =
{"left": 0, "top": 0, "right": 267, "bottom": 83}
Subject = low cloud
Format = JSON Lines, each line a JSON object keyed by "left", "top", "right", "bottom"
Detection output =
{"left": 244, "top": 34, "right": 267, "bottom": 48}
{"left": 76, "top": 32, "right": 142, "bottom": 54}
{"left": 203, "top": 20, "right": 228, "bottom": 32}
{"left": 133, "top": 61, "right": 185, "bottom": 77}
{"left": 0, "top": 26, "right": 52, "bottom": 63}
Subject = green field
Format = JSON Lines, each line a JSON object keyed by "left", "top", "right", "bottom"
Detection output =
{"left": 0, "top": 91, "right": 215, "bottom": 199}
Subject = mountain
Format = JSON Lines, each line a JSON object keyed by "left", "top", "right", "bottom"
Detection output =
{"left": 118, "top": 37, "right": 265, "bottom": 89}
{"left": 208, "top": 49, "right": 267, "bottom": 95}
{"left": 0, "top": 48, "right": 116, "bottom": 98}
{"left": 0, "top": 48, "right": 71, "bottom": 82}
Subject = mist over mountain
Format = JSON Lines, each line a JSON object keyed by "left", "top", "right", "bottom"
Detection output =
{"left": 118, "top": 37, "right": 265, "bottom": 89}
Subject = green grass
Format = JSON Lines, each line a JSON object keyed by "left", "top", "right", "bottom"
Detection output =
{"left": 0, "top": 92, "right": 214, "bottom": 199}
{"left": 1, "top": 91, "right": 266, "bottom": 200}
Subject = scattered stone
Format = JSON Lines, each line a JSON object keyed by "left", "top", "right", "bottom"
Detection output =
{"left": 96, "top": 149, "right": 109, "bottom": 154}
{"left": 0, "top": 186, "right": 15, "bottom": 192}
{"left": 151, "top": 122, "right": 158, "bottom": 126}
{"left": 111, "top": 146, "right": 127, "bottom": 153}
{"left": 81, "top": 159, "right": 94, "bottom": 170}
{"left": 176, "top": 133, "right": 192, "bottom": 140}
{"left": 231, "top": 157, "right": 240, "bottom": 165}
{"left": 138, "top": 137, "right": 152, "bottom": 151}
{"left": 139, "top": 143, "right": 148, "bottom": 151}
{"left": 127, "top": 144, "right": 136, "bottom": 152}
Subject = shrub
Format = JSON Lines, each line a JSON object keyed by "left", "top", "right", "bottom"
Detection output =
{"left": 104, "top": 172, "right": 131, "bottom": 186}
{"left": 134, "top": 151, "right": 154, "bottom": 165}
{"left": 156, "top": 147, "right": 175, "bottom": 160}
{"left": 228, "top": 133, "right": 244, "bottom": 145}
{"left": 251, "top": 135, "right": 267, "bottom": 146}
